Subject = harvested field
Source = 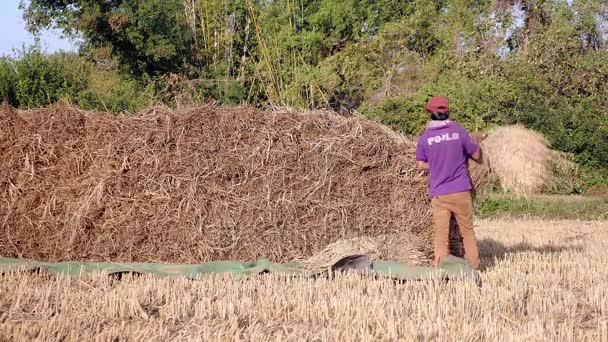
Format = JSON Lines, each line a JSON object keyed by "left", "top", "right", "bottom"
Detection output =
{"left": 1, "top": 219, "right": 606, "bottom": 341}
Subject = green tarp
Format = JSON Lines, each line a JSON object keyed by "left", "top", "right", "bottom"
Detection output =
{"left": 0, "top": 255, "right": 481, "bottom": 287}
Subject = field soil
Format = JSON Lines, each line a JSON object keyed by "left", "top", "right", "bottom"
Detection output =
{"left": 1, "top": 219, "right": 606, "bottom": 341}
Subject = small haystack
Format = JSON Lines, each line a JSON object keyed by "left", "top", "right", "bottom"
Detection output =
{"left": 300, "top": 231, "right": 429, "bottom": 270}
{"left": 480, "top": 125, "right": 551, "bottom": 196}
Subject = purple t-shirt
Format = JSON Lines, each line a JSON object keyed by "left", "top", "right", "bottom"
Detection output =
{"left": 415, "top": 120, "right": 479, "bottom": 197}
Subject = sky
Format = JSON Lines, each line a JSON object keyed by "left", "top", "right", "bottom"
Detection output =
{"left": 0, "top": 0, "right": 77, "bottom": 56}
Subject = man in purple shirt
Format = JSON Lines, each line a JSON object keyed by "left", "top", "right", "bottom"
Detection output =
{"left": 416, "top": 96, "right": 482, "bottom": 270}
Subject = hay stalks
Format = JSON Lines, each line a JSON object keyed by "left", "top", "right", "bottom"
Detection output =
{"left": 1, "top": 219, "right": 606, "bottom": 341}
{"left": 299, "top": 231, "right": 430, "bottom": 271}
{"left": 0, "top": 104, "right": 433, "bottom": 264}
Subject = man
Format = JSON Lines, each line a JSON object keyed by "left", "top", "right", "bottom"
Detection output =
{"left": 415, "top": 96, "right": 482, "bottom": 270}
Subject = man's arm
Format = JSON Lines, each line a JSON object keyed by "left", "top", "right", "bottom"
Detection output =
{"left": 415, "top": 136, "right": 429, "bottom": 170}
{"left": 465, "top": 131, "right": 483, "bottom": 164}
{"left": 469, "top": 133, "right": 482, "bottom": 164}
{"left": 469, "top": 148, "right": 482, "bottom": 163}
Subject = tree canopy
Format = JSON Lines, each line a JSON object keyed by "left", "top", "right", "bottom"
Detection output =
{"left": 10, "top": 0, "right": 608, "bottom": 173}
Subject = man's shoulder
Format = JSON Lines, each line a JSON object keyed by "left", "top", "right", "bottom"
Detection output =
{"left": 417, "top": 127, "right": 431, "bottom": 140}
{"left": 451, "top": 121, "right": 469, "bottom": 132}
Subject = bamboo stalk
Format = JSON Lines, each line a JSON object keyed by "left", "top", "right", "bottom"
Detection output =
{"left": 245, "top": 0, "right": 281, "bottom": 103}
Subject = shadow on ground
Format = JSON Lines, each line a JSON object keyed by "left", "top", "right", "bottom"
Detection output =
{"left": 477, "top": 238, "right": 584, "bottom": 271}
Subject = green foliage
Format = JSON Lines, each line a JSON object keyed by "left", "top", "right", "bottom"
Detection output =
{"left": 358, "top": 95, "right": 428, "bottom": 135}
{"left": 23, "top": 0, "right": 196, "bottom": 76}
{"left": 579, "top": 166, "right": 608, "bottom": 193}
{"left": 0, "top": 47, "right": 88, "bottom": 108}
{"left": 0, "top": 47, "right": 153, "bottom": 113}
{"left": 14, "top": 0, "right": 608, "bottom": 188}
{"left": 76, "top": 70, "right": 154, "bottom": 113}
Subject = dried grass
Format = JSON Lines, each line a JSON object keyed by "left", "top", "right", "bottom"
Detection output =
{"left": 300, "top": 230, "right": 429, "bottom": 270}
{"left": 0, "top": 104, "right": 442, "bottom": 263}
{"left": 468, "top": 132, "right": 492, "bottom": 200}
{"left": 480, "top": 125, "right": 551, "bottom": 196}
{"left": 543, "top": 150, "right": 581, "bottom": 193}
{"left": 1, "top": 219, "right": 606, "bottom": 341}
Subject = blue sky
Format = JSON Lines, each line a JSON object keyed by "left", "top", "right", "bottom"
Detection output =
{"left": 0, "top": 0, "right": 77, "bottom": 56}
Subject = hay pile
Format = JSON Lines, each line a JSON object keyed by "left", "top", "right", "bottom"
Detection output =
{"left": 478, "top": 125, "right": 551, "bottom": 196}
{"left": 300, "top": 231, "right": 428, "bottom": 270}
{"left": 0, "top": 104, "right": 442, "bottom": 264}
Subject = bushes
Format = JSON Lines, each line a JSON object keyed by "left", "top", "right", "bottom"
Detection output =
{"left": 0, "top": 47, "right": 153, "bottom": 113}
{"left": 76, "top": 70, "right": 154, "bottom": 113}
{"left": 358, "top": 95, "right": 428, "bottom": 135}
{"left": 0, "top": 48, "right": 88, "bottom": 108}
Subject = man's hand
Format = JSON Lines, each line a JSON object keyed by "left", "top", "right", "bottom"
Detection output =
{"left": 469, "top": 132, "right": 484, "bottom": 164}
{"left": 471, "top": 132, "right": 483, "bottom": 145}
{"left": 417, "top": 160, "right": 429, "bottom": 170}
{"left": 470, "top": 149, "right": 482, "bottom": 163}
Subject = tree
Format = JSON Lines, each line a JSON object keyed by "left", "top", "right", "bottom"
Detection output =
{"left": 22, "top": 0, "right": 196, "bottom": 76}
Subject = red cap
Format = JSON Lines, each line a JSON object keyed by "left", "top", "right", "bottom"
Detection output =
{"left": 426, "top": 96, "right": 449, "bottom": 113}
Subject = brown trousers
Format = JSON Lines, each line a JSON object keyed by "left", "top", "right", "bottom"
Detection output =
{"left": 431, "top": 191, "right": 480, "bottom": 269}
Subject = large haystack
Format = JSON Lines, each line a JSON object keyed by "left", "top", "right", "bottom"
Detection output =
{"left": 0, "top": 105, "right": 553, "bottom": 266}
{"left": 0, "top": 104, "right": 443, "bottom": 263}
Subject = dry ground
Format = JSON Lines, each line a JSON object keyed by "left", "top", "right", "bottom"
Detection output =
{"left": 1, "top": 219, "right": 607, "bottom": 341}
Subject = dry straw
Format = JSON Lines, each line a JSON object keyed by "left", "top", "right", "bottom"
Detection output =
{"left": 480, "top": 125, "right": 551, "bottom": 196}
{"left": 299, "top": 231, "right": 430, "bottom": 270}
{"left": 0, "top": 104, "right": 440, "bottom": 264}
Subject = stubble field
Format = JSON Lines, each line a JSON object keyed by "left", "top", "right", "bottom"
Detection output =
{"left": 1, "top": 219, "right": 607, "bottom": 341}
